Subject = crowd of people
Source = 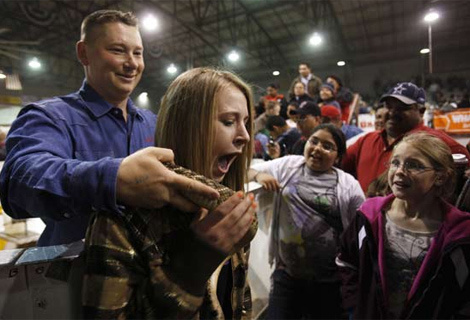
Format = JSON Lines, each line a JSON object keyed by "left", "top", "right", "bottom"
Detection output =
{"left": 1, "top": 9, "right": 470, "bottom": 320}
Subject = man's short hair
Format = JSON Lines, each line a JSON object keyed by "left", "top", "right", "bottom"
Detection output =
{"left": 268, "top": 83, "right": 279, "bottom": 90}
{"left": 266, "top": 115, "right": 286, "bottom": 131}
{"left": 299, "top": 62, "right": 311, "bottom": 69}
{"left": 81, "top": 10, "right": 138, "bottom": 42}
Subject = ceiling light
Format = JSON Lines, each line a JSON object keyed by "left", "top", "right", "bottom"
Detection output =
{"left": 424, "top": 12, "right": 439, "bottom": 23}
{"left": 137, "top": 92, "right": 149, "bottom": 107}
{"left": 228, "top": 50, "right": 240, "bottom": 62}
{"left": 420, "top": 48, "right": 430, "bottom": 54}
{"left": 337, "top": 61, "right": 346, "bottom": 66}
{"left": 167, "top": 64, "right": 177, "bottom": 74}
{"left": 142, "top": 14, "right": 159, "bottom": 31}
{"left": 272, "top": 71, "right": 280, "bottom": 76}
{"left": 28, "top": 57, "right": 41, "bottom": 69}
{"left": 309, "top": 32, "right": 322, "bottom": 46}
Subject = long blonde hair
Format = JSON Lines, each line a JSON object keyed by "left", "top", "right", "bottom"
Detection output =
{"left": 156, "top": 67, "right": 254, "bottom": 191}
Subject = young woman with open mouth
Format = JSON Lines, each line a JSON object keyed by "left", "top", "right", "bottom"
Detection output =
{"left": 83, "top": 68, "right": 257, "bottom": 319}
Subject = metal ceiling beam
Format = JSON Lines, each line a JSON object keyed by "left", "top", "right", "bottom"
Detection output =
{"left": 234, "top": 0, "right": 288, "bottom": 66}
{"left": 144, "top": 0, "right": 222, "bottom": 57}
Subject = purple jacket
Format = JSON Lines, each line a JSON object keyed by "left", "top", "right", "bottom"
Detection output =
{"left": 337, "top": 194, "right": 470, "bottom": 319}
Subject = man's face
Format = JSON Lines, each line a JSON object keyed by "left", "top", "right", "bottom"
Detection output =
{"left": 374, "top": 107, "right": 388, "bottom": 131}
{"left": 79, "top": 22, "right": 144, "bottom": 107}
{"left": 384, "top": 98, "right": 421, "bottom": 138}
{"left": 296, "top": 114, "right": 320, "bottom": 137}
{"left": 266, "top": 86, "right": 278, "bottom": 97}
{"left": 298, "top": 64, "right": 311, "bottom": 78}
{"left": 269, "top": 126, "right": 283, "bottom": 139}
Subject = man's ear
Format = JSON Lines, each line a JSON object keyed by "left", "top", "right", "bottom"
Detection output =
{"left": 76, "top": 40, "right": 89, "bottom": 66}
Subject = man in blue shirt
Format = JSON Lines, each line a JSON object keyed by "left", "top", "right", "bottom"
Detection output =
{"left": 0, "top": 10, "right": 219, "bottom": 246}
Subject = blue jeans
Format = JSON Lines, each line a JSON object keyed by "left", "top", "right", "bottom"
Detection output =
{"left": 267, "top": 269, "right": 343, "bottom": 319}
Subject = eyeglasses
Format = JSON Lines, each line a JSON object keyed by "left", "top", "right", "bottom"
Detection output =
{"left": 308, "top": 137, "right": 337, "bottom": 153}
{"left": 387, "top": 159, "right": 435, "bottom": 175}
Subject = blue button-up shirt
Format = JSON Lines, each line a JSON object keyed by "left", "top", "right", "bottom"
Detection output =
{"left": 0, "top": 81, "right": 156, "bottom": 246}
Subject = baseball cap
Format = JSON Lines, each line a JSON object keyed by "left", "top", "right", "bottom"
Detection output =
{"left": 321, "top": 105, "right": 341, "bottom": 120}
{"left": 321, "top": 82, "right": 335, "bottom": 94}
{"left": 379, "top": 82, "right": 426, "bottom": 105}
{"left": 291, "top": 101, "right": 321, "bottom": 117}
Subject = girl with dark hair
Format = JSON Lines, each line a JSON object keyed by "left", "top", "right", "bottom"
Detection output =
{"left": 249, "top": 123, "right": 365, "bottom": 319}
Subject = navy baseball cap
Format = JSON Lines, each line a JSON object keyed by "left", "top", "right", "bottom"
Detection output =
{"left": 379, "top": 82, "right": 426, "bottom": 105}
{"left": 291, "top": 101, "right": 321, "bottom": 117}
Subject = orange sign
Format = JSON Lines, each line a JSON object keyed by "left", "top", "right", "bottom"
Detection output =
{"left": 434, "top": 108, "right": 470, "bottom": 134}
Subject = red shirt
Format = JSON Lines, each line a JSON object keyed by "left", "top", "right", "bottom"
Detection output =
{"left": 342, "top": 124, "right": 470, "bottom": 192}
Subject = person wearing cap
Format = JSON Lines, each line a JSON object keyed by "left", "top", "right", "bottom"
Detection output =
{"left": 342, "top": 82, "right": 470, "bottom": 193}
{"left": 265, "top": 115, "right": 301, "bottom": 160}
{"left": 264, "top": 83, "right": 288, "bottom": 119}
{"left": 319, "top": 83, "right": 341, "bottom": 114}
{"left": 289, "top": 62, "right": 323, "bottom": 102}
{"left": 321, "top": 105, "right": 363, "bottom": 141}
{"left": 290, "top": 101, "right": 322, "bottom": 155}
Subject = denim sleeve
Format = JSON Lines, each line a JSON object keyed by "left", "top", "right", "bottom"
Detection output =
{"left": 0, "top": 106, "right": 121, "bottom": 221}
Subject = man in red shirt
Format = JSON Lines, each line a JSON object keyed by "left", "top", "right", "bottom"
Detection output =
{"left": 343, "top": 82, "right": 470, "bottom": 192}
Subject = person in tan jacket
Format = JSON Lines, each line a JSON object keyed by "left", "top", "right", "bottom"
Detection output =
{"left": 289, "top": 62, "right": 322, "bottom": 102}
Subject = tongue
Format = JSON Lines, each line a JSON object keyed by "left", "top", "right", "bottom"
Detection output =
{"left": 218, "top": 156, "right": 229, "bottom": 171}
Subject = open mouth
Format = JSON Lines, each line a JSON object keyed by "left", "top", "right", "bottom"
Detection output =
{"left": 309, "top": 153, "right": 322, "bottom": 161}
{"left": 393, "top": 180, "right": 410, "bottom": 188}
{"left": 217, "top": 153, "right": 239, "bottom": 174}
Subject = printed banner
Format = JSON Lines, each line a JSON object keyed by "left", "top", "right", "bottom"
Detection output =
{"left": 433, "top": 108, "right": 470, "bottom": 134}
{"left": 357, "top": 114, "right": 375, "bottom": 132}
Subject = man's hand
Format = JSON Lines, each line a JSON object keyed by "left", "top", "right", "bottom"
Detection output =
{"left": 191, "top": 192, "right": 256, "bottom": 254}
{"left": 267, "top": 142, "right": 281, "bottom": 159}
{"left": 116, "top": 147, "right": 219, "bottom": 212}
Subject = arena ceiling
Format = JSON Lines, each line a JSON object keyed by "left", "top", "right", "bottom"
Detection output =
{"left": 0, "top": 0, "right": 469, "bottom": 99}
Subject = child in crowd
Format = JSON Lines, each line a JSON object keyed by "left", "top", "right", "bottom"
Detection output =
{"left": 319, "top": 83, "right": 341, "bottom": 114}
{"left": 82, "top": 68, "right": 257, "bottom": 319}
{"left": 250, "top": 124, "right": 365, "bottom": 319}
{"left": 337, "top": 132, "right": 470, "bottom": 319}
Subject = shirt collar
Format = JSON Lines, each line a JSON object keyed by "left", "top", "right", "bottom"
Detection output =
{"left": 300, "top": 74, "right": 312, "bottom": 82}
{"left": 78, "top": 80, "right": 143, "bottom": 120}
